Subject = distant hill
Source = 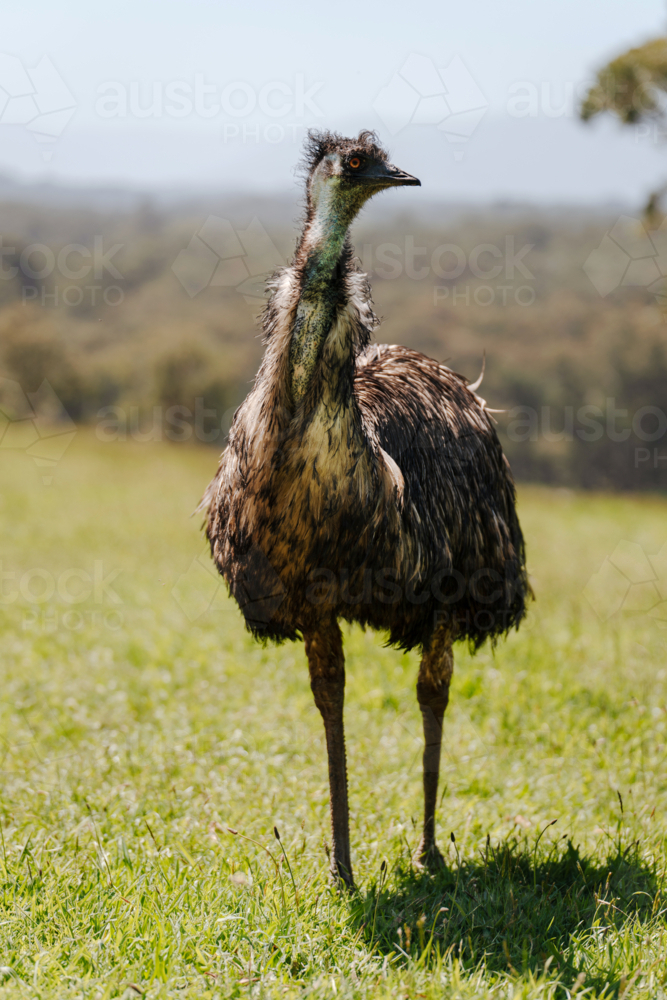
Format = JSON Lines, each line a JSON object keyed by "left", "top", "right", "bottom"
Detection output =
{"left": 1, "top": 190, "right": 665, "bottom": 491}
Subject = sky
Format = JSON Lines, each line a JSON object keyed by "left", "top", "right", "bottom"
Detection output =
{"left": 1, "top": 0, "right": 666, "bottom": 202}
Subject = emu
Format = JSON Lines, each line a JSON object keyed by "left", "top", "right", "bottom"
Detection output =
{"left": 203, "top": 131, "right": 529, "bottom": 887}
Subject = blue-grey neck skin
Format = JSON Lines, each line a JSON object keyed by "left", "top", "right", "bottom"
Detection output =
{"left": 288, "top": 178, "right": 368, "bottom": 406}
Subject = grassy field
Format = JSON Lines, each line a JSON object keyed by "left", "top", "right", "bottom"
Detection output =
{"left": 1, "top": 432, "right": 667, "bottom": 998}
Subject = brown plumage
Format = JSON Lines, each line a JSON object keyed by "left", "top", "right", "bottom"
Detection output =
{"left": 203, "top": 130, "right": 530, "bottom": 885}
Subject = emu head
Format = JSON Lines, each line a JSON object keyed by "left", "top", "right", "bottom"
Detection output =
{"left": 302, "top": 130, "right": 420, "bottom": 224}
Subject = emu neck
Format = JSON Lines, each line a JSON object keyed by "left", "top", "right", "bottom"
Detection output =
{"left": 288, "top": 188, "right": 358, "bottom": 406}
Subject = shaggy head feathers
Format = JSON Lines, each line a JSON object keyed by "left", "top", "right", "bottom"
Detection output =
{"left": 299, "top": 129, "right": 388, "bottom": 178}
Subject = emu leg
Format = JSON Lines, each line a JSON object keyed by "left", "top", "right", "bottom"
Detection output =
{"left": 304, "top": 622, "right": 354, "bottom": 887}
{"left": 415, "top": 634, "right": 453, "bottom": 872}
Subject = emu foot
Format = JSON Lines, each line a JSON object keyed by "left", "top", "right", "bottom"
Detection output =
{"left": 330, "top": 859, "right": 355, "bottom": 891}
{"left": 414, "top": 839, "right": 446, "bottom": 874}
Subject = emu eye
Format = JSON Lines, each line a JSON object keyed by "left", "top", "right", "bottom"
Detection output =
{"left": 349, "top": 157, "right": 361, "bottom": 169}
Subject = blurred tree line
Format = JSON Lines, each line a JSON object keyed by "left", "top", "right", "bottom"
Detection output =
{"left": 0, "top": 196, "right": 666, "bottom": 491}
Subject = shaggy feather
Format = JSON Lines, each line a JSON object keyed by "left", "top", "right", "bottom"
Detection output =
{"left": 298, "top": 128, "right": 387, "bottom": 179}
{"left": 203, "top": 135, "right": 530, "bottom": 653}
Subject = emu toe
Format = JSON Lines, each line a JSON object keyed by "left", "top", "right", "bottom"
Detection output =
{"left": 414, "top": 839, "right": 446, "bottom": 874}
{"left": 331, "top": 861, "right": 356, "bottom": 891}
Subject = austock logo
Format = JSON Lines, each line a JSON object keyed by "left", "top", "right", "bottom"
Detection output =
{"left": 94, "top": 73, "right": 324, "bottom": 132}
{"left": 583, "top": 215, "right": 667, "bottom": 307}
{"left": 373, "top": 53, "right": 488, "bottom": 158}
{"left": 1, "top": 560, "right": 123, "bottom": 634}
{"left": 171, "top": 552, "right": 228, "bottom": 623}
{"left": 0, "top": 235, "right": 125, "bottom": 308}
{"left": 584, "top": 540, "right": 667, "bottom": 624}
{"left": 0, "top": 54, "right": 76, "bottom": 160}
{"left": 171, "top": 216, "right": 284, "bottom": 304}
{"left": 359, "top": 233, "right": 536, "bottom": 308}
{"left": 172, "top": 547, "right": 284, "bottom": 624}
{"left": 172, "top": 547, "right": 524, "bottom": 634}
{"left": 0, "top": 378, "right": 76, "bottom": 485}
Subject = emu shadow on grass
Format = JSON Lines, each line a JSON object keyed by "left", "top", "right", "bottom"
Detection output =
{"left": 351, "top": 834, "right": 660, "bottom": 993}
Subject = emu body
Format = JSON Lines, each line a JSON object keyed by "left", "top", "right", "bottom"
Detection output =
{"left": 204, "top": 132, "right": 530, "bottom": 885}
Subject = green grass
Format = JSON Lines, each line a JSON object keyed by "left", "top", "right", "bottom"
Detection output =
{"left": 1, "top": 432, "right": 667, "bottom": 998}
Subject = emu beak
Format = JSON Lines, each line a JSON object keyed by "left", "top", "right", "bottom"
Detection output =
{"left": 384, "top": 162, "right": 421, "bottom": 186}
{"left": 364, "top": 162, "right": 421, "bottom": 187}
